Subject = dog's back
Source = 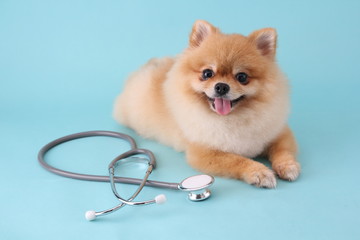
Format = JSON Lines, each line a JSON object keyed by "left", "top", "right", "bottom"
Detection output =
{"left": 113, "top": 57, "right": 186, "bottom": 151}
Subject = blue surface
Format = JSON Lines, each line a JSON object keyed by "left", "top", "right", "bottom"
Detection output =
{"left": 1, "top": 0, "right": 360, "bottom": 239}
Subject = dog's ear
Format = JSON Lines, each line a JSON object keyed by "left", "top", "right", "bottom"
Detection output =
{"left": 189, "top": 20, "right": 217, "bottom": 48}
{"left": 249, "top": 28, "right": 277, "bottom": 59}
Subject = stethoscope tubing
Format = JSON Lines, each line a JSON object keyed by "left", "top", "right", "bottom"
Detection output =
{"left": 37, "top": 130, "right": 179, "bottom": 190}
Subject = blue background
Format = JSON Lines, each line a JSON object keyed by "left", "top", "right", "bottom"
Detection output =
{"left": 1, "top": 0, "right": 360, "bottom": 239}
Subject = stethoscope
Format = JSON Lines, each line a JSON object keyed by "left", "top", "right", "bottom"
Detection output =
{"left": 38, "top": 131, "right": 214, "bottom": 221}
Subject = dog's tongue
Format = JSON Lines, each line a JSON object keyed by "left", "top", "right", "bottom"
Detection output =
{"left": 214, "top": 97, "right": 231, "bottom": 115}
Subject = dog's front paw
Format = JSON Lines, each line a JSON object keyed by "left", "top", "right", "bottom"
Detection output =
{"left": 243, "top": 162, "right": 277, "bottom": 188}
{"left": 272, "top": 155, "right": 301, "bottom": 181}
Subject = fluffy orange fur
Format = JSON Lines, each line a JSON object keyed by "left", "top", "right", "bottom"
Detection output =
{"left": 114, "top": 20, "right": 300, "bottom": 188}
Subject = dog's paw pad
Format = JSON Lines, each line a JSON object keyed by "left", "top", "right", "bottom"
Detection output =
{"left": 245, "top": 166, "right": 277, "bottom": 188}
{"left": 273, "top": 161, "right": 301, "bottom": 181}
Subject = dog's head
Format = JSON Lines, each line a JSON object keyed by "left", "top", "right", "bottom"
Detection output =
{"left": 175, "top": 20, "right": 280, "bottom": 116}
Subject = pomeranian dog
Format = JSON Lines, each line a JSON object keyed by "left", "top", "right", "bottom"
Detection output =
{"left": 113, "top": 20, "right": 300, "bottom": 188}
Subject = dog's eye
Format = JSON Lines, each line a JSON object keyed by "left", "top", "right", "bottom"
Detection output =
{"left": 202, "top": 69, "right": 214, "bottom": 80}
{"left": 235, "top": 72, "right": 249, "bottom": 85}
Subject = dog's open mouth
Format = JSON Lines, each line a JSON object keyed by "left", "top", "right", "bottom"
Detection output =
{"left": 207, "top": 95, "right": 245, "bottom": 115}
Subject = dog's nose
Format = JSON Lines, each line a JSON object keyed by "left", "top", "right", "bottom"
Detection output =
{"left": 214, "top": 83, "right": 230, "bottom": 96}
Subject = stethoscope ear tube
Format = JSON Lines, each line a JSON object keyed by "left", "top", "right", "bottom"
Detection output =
{"left": 108, "top": 148, "right": 157, "bottom": 206}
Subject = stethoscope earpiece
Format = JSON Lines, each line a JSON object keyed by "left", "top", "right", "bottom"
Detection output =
{"left": 85, "top": 210, "right": 96, "bottom": 221}
{"left": 38, "top": 131, "right": 214, "bottom": 221}
{"left": 85, "top": 193, "right": 167, "bottom": 221}
{"left": 154, "top": 194, "right": 167, "bottom": 204}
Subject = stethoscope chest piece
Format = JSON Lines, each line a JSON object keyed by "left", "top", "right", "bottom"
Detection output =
{"left": 178, "top": 175, "right": 214, "bottom": 201}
